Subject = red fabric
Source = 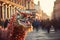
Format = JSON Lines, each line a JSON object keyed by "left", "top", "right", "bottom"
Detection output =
{"left": 20, "top": 12, "right": 27, "bottom": 17}
{"left": 9, "top": 25, "right": 26, "bottom": 40}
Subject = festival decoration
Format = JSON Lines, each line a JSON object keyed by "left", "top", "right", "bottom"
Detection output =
{"left": 4, "top": 8, "right": 33, "bottom": 40}
{"left": 9, "top": 25, "right": 26, "bottom": 40}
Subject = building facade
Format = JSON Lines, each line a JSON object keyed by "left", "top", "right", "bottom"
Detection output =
{"left": 0, "top": 0, "right": 26, "bottom": 19}
{"left": 26, "top": 0, "right": 34, "bottom": 9}
{"left": 34, "top": 1, "right": 43, "bottom": 20}
{"left": 0, "top": 0, "right": 35, "bottom": 19}
{"left": 53, "top": 0, "right": 60, "bottom": 20}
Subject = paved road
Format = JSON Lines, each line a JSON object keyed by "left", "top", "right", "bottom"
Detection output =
{"left": 25, "top": 29, "right": 60, "bottom": 40}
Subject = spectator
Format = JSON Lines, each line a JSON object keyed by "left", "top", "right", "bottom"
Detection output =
{"left": 4, "top": 19, "right": 9, "bottom": 28}
{"left": 45, "top": 18, "right": 51, "bottom": 33}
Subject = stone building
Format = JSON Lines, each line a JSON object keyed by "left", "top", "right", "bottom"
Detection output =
{"left": 53, "top": 0, "right": 60, "bottom": 20}
{"left": 0, "top": 0, "right": 35, "bottom": 19}
{"left": 0, "top": 0, "right": 26, "bottom": 19}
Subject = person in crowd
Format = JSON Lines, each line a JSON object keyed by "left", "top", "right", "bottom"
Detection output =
{"left": 0, "top": 26, "right": 2, "bottom": 40}
{"left": 57, "top": 18, "right": 60, "bottom": 30}
{"left": 32, "top": 18, "right": 40, "bottom": 32}
{"left": 0, "top": 19, "right": 4, "bottom": 28}
{"left": 51, "top": 19, "right": 58, "bottom": 32}
{"left": 41, "top": 20, "right": 45, "bottom": 30}
{"left": 4, "top": 19, "right": 9, "bottom": 28}
{"left": 45, "top": 18, "right": 51, "bottom": 33}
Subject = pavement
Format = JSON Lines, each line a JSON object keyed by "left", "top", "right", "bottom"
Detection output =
{"left": 25, "top": 28, "right": 60, "bottom": 40}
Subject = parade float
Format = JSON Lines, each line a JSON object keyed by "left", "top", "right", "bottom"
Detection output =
{"left": 6, "top": 8, "right": 33, "bottom": 40}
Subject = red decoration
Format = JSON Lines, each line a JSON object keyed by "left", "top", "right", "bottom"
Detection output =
{"left": 7, "top": 14, "right": 16, "bottom": 28}
{"left": 9, "top": 25, "right": 26, "bottom": 40}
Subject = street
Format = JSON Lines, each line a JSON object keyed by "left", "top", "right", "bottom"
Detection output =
{"left": 25, "top": 29, "right": 60, "bottom": 40}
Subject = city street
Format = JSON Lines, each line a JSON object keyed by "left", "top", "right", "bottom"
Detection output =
{"left": 0, "top": 0, "right": 60, "bottom": 40}
{"left": 25, "top": 29, "right": 60, "bottom": 40}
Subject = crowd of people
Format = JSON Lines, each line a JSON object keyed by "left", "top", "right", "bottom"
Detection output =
{"left": 0, "top": 19, "right": 9, "bottom": 28}
{"left": 31, "top": 17, "right": 60, "bottom": 33}
{"left": 0, "top": 18, "right": 9, "bottom": 40}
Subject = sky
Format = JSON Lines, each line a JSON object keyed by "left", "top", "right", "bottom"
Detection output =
{"left": 34, "top": 0, "right": 56, "bottom": 17}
